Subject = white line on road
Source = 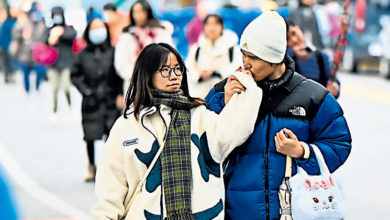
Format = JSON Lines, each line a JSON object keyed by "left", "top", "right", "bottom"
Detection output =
{"left": 0, "top": 141, "right": 92, "bottom": 220}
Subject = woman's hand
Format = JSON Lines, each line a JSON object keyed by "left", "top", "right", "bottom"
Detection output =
{"left": 200, "top": 70, "right": 213, "bottom": 79}
{"left": 116, "top": 95, "right": 124, "bottom": 109}
{"left": 274, "top": 128, "right": 304, "bottom": 158}
{"left": 48, "top": 26, "right": 64, "bottom": 46}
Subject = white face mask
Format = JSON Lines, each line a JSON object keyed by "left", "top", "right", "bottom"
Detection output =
{"left": 52, "top": 15, "right": 63, "bottom": 25}
{"left": 89, "top": 28, "right": 107, "bottom": 45}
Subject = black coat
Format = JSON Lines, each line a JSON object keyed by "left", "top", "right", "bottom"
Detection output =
{"left": 44, "top": 24, "right": 77, "bottom": 69}
{"left": 71, "top": 43, "right": 123, "bottom": 141}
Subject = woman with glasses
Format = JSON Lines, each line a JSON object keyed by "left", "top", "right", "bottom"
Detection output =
{"left": 93, "top": 43, "right": 262, "bottom": 219}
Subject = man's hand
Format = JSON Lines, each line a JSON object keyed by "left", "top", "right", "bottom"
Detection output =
{"left": 327, "top": 80, "right": 339, "bottom": 98}
{"left": 274, "top": 128, "right": 304, "bottom": 158}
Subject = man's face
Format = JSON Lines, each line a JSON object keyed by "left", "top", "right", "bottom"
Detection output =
{"left": 287, "top": 25, "right": 305, "bottom": 48}
{"left": 241, "top": 50, "right": 276, "bottom": 82}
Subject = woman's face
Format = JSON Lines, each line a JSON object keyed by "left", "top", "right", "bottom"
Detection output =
{"left": 152, "top": 52, "right": 183, "bottom": 91}
{"left": 204, "top": 16, "right": 223, "bottom": 42}
{"left": 90, "top": 18, "right": 105, "bottom": 30}
{"left": 132, "top": 3, "right": 148, "bottom": 27}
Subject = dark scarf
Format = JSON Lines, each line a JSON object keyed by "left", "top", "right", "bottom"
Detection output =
{"left": 151, "top": 89, "right": 197, "bottom": 220}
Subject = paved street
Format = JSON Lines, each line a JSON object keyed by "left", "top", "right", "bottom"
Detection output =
{"left": 0, "top": 71, "right": 389, "bottom": 219}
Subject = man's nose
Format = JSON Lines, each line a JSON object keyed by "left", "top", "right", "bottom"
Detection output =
{"left": 243, "top": 57, "right": 250, "bottom": 68}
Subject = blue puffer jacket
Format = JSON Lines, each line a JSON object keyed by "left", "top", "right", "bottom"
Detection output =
{"left": 205, "top": 56, "right": 352, "bottom": 220}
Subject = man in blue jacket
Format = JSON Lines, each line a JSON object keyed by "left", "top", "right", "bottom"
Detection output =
{"left": 205, "top": 11, "right": 352, "bottom": 220}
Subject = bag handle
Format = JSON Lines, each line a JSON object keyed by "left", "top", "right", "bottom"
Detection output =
{"left": 284, "top": 144, "right": 330, "bottom": 177}
{"left": 123, "top": 141, "right": 166, "bottom": 216}
{"left": 311, "top": 144, "right": 330, "bottom": 176}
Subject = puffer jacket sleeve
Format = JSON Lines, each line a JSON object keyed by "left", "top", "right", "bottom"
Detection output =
{"left": 93, "top": 119, "right": 129, "bottom": 219}
{"left": 204, "top": 87, "right": 225, "bottom": 114}
{"left": 200, "top": 72, "right": 262, "bottom": 163}
{"left": 296, "top": 93, "right": 352, "bottom": 174}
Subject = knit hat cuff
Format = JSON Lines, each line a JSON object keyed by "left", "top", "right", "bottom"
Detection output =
{"left": 240, "top": 39, "right": 285, "bottom": 64}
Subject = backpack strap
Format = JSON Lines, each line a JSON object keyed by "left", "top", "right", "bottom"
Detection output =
{"left": 195, "top": 46, "right": 200, "bottom": 62}
{"left": 314, "top": 50, "right": 327, "bottom": 87}
{"left": 228, "top": 46, "right": 234, "bottom": 63}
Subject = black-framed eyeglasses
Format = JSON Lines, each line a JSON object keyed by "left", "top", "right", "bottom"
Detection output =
{"left": 159, "top": 65, "right": 183, "bottom": 78}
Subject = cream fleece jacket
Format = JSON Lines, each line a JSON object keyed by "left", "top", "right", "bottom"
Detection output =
{"left": 93, "top": 72, "right": 262, "bottom": 219}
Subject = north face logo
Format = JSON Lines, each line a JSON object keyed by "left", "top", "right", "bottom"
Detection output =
{"left": 123, "top": 138, "right": 139, "bottom": 147}
{"left": 289, "top": 106, "right": 306, "bottom": 117}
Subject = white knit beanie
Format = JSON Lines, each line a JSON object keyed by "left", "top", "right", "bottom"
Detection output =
{"left": 240, "top": 11, "right": 287, "bottom": 63}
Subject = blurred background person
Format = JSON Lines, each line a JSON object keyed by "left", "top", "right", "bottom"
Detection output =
{"left": 186, "top": 14, "right": 241, "bottom": 97}
{"left": 286, "top": 20, "right": 340, "bottom": 98}
{"left": 71, "top": 18, "right": 123, "bottom": 182}
{"left": 44, "top": 6, "right": 76, "bottom": 124}
{"left": 379, "top": 15, "right": 390, "bottom": 79}
{"left": 114, "top": 0, "right": 173, "bottom": 94}
{"left": 185, "top": 0, "right": 208, "bottom": 47}
{"left": 288, "top": 0, "right": 324, "bottom": 50}
{"left": 102, "top": 2, "right": 128, "bottom": 47}
{"left": 11, "top": 2, "right": 46, "bottom": 94}
{"left": 0, "top": 166, "right": 18, "bottom": 220}
{"left": 0, "top": 5, "right": 17, "bottom": 84}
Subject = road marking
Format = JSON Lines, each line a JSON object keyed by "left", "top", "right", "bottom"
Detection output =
{"left": 0, "top": 142, "right": 92, "bottom": 220}
{"left": 342, "top": 83, "right": 390, "bottom": 105}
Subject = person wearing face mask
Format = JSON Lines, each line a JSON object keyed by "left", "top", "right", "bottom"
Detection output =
{"left": 186, "top": 14, "right": 242, "bottom": 97}
{"left": 71, "top": 18, "right": 123, "bottom": 182}
{"left": 44, "top": 6, "right": 76, "bottom": 124}
{"left": 114, "top": 0, "right": 173, "bottom": 97}
{"left": 93, "top": 43, "right": 262, "bottom": 219}
{"left": 11, "top": 2, "right": 47, "bottom": 94}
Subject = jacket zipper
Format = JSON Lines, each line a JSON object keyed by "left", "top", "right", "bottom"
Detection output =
{"left": 157, "top": 107, "right": 168, "bottom": 141}
{"left": 265, "top": 114, "right": 271, "bottom": 220}
{"left": 141, "top": 107, "right": 168, "bottom": 218}
{"left": 140, "top": 109, "right": 158, "bottom": 141}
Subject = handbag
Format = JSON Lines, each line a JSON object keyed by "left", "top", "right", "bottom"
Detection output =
{"left": 279, "top": 145, "right": 345, "bottom": 220}
{"left": 122, "top": 141, "right": 165, "bottom": 219}
{"left": 32, "top": 42, "right": 59, "bottom": 65}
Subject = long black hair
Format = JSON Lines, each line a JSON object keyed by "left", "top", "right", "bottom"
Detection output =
{"left": 124, "top": 43, "right": 203, "bottom": 119}
{"left": 122, "top": 0, "right": 162, "bottom": 32}
{"left": 82, "top": 18, "right": 111, "bottom": 47}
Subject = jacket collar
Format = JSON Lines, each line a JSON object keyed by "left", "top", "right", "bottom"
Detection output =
{"left": 257, "top": 55, "right": 296, "bottom": 93}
